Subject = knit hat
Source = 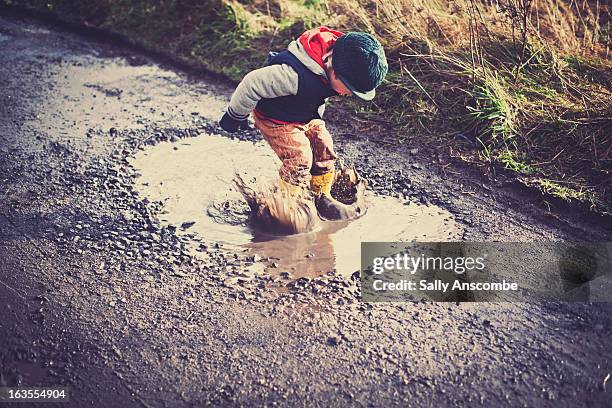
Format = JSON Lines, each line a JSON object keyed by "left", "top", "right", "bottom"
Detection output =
{"left": 332, "top": 32, "right": 388, "bottom": 101}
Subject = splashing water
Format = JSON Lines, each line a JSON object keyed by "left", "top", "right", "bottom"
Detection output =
{"left": 130, "top": 134, "right": 462, "bottom": 277}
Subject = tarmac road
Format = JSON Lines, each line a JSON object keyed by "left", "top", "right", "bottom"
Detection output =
{"left": 0, "top": 12, "right": 611, "bottom": 407}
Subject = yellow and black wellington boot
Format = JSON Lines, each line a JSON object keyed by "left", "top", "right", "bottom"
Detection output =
{"left": 310, "top": 171, "right": 335, "bottom": 196}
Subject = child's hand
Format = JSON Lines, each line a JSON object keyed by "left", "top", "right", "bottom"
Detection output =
{"left": 219, "top": 112, "right": 251, "bottom": 133}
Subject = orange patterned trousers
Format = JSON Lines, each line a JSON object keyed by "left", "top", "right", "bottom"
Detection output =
{"left": 254, "top": 115, "right": 337, "bottom": 187}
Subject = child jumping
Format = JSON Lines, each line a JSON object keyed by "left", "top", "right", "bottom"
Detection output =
{"left": 219, "top": 27, "right": 387, "bottom": 223}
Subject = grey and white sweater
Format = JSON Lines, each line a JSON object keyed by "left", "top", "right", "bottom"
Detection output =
{"left": 225, "top": 40, "right": 329, "bottom": 121}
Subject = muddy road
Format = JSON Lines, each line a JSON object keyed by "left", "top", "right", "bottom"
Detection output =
{"left": 1, "top": 12, "right": 611, "bottom": 407}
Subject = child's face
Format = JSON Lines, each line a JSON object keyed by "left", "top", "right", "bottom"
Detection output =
{"left": 324, "top": 55, "right": 353, "bottom": 96}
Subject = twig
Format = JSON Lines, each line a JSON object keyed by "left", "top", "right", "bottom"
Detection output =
{"left": 403, "top": 67, "right": 439, "bottom": 108}
{"left": 514, "top": 0, "right": 534, "bottom": 85}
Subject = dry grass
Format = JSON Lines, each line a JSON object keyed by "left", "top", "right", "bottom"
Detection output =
{"left": 321, "top": 0, "right": 611, "bottom": 210}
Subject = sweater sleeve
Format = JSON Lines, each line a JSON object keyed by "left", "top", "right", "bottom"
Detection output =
{"left": 226, "top": 64, "right": 299, "bottom": 120}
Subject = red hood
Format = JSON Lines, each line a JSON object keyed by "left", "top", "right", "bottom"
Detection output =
{"left": 298, "top": 26, "right": 344, "bottom": 69}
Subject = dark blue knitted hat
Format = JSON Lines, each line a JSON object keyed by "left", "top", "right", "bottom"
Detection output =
{"left": 332, "top": 32, "right": 388, "bottom": 100}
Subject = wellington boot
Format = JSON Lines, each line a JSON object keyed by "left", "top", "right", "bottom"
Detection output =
{"left": 315, "top": 178, "right": 367, "bottom": 221}
{"left": 233, "top": 174, "right": 319, "bottom": 234}
{"left": 279, "top": 178, "right": 305, "bottom": 198}
{"left": 313, "top": 166, "right": 367, "bottom": 221}
{"left": 310, "top": 171, "right": 335, "bottom": 196}
{"left": 265, "top": 178, "right": 317, "bottom": 233}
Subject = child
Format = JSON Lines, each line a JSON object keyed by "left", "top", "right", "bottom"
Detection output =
{"left": 220, "top": 27, "right": 387, "bottom": 220}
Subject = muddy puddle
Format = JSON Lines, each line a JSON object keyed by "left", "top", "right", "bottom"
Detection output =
{"left": 130, "top": 134, "right": 462, "bottom": 278}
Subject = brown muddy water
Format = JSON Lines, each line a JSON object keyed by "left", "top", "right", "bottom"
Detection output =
{"left": 130, "top": 134, "right": 462, "bottom": 278}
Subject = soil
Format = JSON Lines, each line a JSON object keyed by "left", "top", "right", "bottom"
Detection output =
{"left": 1, "top": 11, "right": 612, "bottom": 408}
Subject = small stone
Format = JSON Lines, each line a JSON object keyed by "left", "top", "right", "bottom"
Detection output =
{"left": 225, "top": 276, "right": 241, "bottom": 286}
{"left": 248, "top": 254, "right": 261, "bottom": 262}
{"left": 180, "top": 221, "right": 196, "bottom": 230}
{"left": 327, "top": 336, "right": 340, "bottom": 346}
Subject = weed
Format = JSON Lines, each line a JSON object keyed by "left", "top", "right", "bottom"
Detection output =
{"left": 496, "top": 149, "right": 536, "bottom": 174}
{"left": 532, "top": 178, "right": 602, "bottom": 211}
{"left": 466, "top": 77, "right": 517, "bottom": 146}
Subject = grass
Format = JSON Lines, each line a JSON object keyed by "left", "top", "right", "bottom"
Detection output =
{"left": 4, "top": 0, "right": 612, "bottom": 213}
{"left": 466, "top": 78, "right": 517, "bottom": 146}
{"left": 531, "top": 178, "right": 599, "bottom": 210}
